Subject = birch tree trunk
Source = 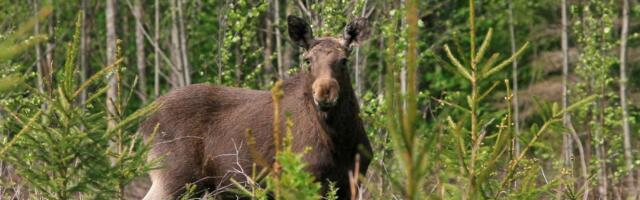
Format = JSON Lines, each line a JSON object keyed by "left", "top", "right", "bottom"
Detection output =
{"left": 561, "top": 0, "right": 585, "bottom": 197}
{"left": 560, "top": 0, "right": 573, "bottom": 172}
{"left": 170, "top": 0, "right": 184, "bottom": 87}
{"left": 177, "top": 0, "right": 190, "bottom": 85}
{"left": 508, "top": 0, "right": 521, "bottom": 156}
{"left": 596, "top": 115, "right": 608, "bottom": 199}
{"left": 282, "top": 4, "right": 294, "bottom": 79}
{"left": 597, "top": 12, "right": 609, "bottom": 200}
{"left": 216, "top": 0, "right": 225, "bottom": 84}
{"left": 619, "top": 0, "right": 635, "bottom": 198}
{"left": 33, "top": 0, "right": 44, "bottom": 95}
{"left": 354, "top": 0, "right": 368, "bottom": 101}
{"left": 274, "top": 0, "right": 284, "bottom": 79}
{"left": 264, "top": 7, "right": 274, "bottom": 84}
{"left": 134, "top": 0, "right": 147, "bottom": 103}
{"left": 106, "top": 0, "right": 118, "bottom": 129}
{"left": 154, "top": 0, "right": 160, "bottom": 97}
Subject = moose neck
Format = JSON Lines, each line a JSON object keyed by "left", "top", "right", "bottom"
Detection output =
{"left": 325, "top": 72, "right": 359, "bottom": 124}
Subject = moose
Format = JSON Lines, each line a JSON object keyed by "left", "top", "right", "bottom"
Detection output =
{"left": 141, "top": 16, "right": 372, "bottom": 200}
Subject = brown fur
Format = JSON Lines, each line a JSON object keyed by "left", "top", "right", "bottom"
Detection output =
{"left": 141, "top": 16, "right": 372, "bottom": 199}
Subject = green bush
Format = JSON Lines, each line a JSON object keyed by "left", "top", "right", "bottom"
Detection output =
{"left": 0, "top": 13, "right": 157, "bottom": 199}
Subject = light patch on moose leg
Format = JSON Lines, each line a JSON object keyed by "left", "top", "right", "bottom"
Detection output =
{"left": 143, "top": 150, "right": 170, "bottom": 200}
{"left": 143, "top": 148, "right": 184, "bottom": 199}
{"left": 143, "top": 175, "right": 170, "bottom": 200}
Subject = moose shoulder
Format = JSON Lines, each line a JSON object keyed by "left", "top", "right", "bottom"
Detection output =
{"left": 141, "top": 16, "right": 372, "bottom": 200}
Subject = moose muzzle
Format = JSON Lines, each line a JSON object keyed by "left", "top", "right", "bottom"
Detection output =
{"left": 312, "top": 78, "right": 339, "bottom": 111}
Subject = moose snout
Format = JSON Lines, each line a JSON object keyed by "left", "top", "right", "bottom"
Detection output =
{"left": 312, "top": 78, "right": 339, "bottom": 111}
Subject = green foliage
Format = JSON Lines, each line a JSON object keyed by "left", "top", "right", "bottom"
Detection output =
{"left": 0, "top": 14, "right": 156, "bottom": 199}
{"left": 219, "top": 0, "right": 268, "bottom": 87}
{"left": 266, "top": 119, "right": 322, "bottom": 200}
{"left": 178, "top": 184, "right": 199, "bottom": 200}
{"left": 571, "top": 0, "right": 630, "bottom": 193}
{"left": 324, "top": 181, "right": 339, "bottom": 200}
{"left": 309, "top": 0, "right": 353, "bottom": 35}
{"left": 376, "top": 0, "right": 596, "bottom": 199}
{"left": 0, "top": 4, "right": 50, "bottom": 92}
{"left": 1, "top": 0, "right": 638, "bottom": 199}
{"left": 231, "top": 140, "right": 322, "bottom": 200}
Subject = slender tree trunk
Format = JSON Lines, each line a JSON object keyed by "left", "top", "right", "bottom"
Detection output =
{"left": 560, "top": 0, "right": 575, "bottom": 182}
{"left": 283, "top": 43, "right": 292, "bottom": 79}
{"left": 170, "top": 0, "right": 184, "bottom": 87}
{"left": 508, "top": 0, "right": 521, "bottom": 156}
{"left": 282, "top": 4, "right": 294, "bottom": 78}
{"left": 585, "top": 119, "right": 593, "bottom": 197}
{"left": 106, "top": 0, "right": 118, "bottom": 129}
{"left": 596, "top": 123, "right": 608, "bottom": 199}
{"left": 134, "top": 0, "right": 147, "bottom": 103}
{"left": 354, "top": 0, "right": 368, "bottom": 101}
{"left": 235, "top": 37, "right": 243, "bottom": 85}
{"left": 378, "top": 28, "right": 385, "bottom": 96}
{"left": 154, "top": 0, "right": 161, "bottom": 97}
{"left": 33, "top": 0, "right": 44, "bottom": 95}
{"left": 217, "top": 0, "right": 225, "bottom": 84}
{"left": 400, "top": 6, "right": 407, "bottom": 97}
{"left": 579, "top": 2, "right": 592, "bottom": 191}
{"left": 45, "top": 6, "right": 55, "bottom": 96}
{"left": 274, "top": 0, "right": 284, "bottom": 79}
{"left": 619, "top": 0, "right": 635, "bottom": 198}
{"left": 508, "top": 0, "right": 524, "bottom": 190}
{"left": 177, "top": 0, "right": 190, "bottom": 85}
{"left": 596, "top": 55, "right": 608, "bottom": 199}
{"left": 264, "top": 7, "right": 274, "bottom": 84}
{"left": 569, "top": 121, "right": 590, "bottom": 200}
{"left": 107, "top": 2, "right": 125, "bottom": 196}
{"left": 80, "top": 0, "right": 89, "bottom": 104}
{"left": 598, "top": 12, "right": 610, "bottom": 199}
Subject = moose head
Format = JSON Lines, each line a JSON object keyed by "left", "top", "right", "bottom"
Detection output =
{"left": 287, "top": 16, "right": 370, "bottom": 111}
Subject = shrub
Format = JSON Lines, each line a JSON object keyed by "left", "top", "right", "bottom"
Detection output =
{"left": 0, "top": 13, "right": 157, "bottom": 199}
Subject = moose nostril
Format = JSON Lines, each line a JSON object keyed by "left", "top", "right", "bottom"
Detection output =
{"left": 322, "top": 90, "right": 331, "bottom": 99}
{"left": 312, "top": 78, "right": 339, "bottom": 103}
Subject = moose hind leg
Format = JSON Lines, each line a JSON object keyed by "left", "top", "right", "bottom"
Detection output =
{"left": 143, "top": 169, "right": 176, "bottom": 200}
{"left": 144, "top": 165, "right": 203, "bottom": 199}
{"left": 143, "top": 182, "right": 168, "bottom": 200}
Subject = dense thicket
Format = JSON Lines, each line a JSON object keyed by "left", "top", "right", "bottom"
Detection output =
{"left": 0, "top": 0, "right": 639, "bottom": 199}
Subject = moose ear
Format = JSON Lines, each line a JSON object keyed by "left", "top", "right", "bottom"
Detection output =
{"left": 343, "top": 18, "right": 370, "bottom": 47}
{"left": 287, "top": 15, "right": 315, "bottom": 49}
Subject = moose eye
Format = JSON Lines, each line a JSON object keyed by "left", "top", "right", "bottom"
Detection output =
{"left": 304, "top": 58, "right": 311, "bottom": 65}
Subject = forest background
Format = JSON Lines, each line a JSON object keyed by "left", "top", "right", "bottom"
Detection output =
{"left": 1, "top": 0, "right": 640, "bottom": 199}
